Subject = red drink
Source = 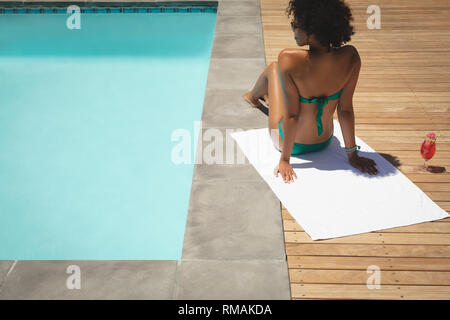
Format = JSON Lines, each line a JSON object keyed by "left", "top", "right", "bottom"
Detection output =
{"left": 421, "top": 139, "right": 436, "bottom": 161}
{"left": 420, "top": 132, "right": 441, "bottom": 171}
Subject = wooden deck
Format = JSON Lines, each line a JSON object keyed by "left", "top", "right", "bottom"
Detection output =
{"left": 260, "top": 0, "right": 450, "bottom": 299}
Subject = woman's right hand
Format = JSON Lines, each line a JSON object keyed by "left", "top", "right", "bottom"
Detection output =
{"left": 274, "top": 160, "right": 298, "bottom": 183}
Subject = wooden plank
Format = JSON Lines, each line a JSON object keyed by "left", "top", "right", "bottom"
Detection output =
{"left": 287, "top": 256, "right": 450, "bottom": 271}
{"left": 436, "top": 202, "right": 450, "bottom": 212}
{"left": 289, "top": 269, "right": 450, "bottom": 285}
{"left": 415, "top": 183, "right": 450, "bottom": 192}
{"left": 355, "top": 118, "right": 450, "bottom": 124}
{"left": 355, "top": 140, "right": 447, "bottom": 148}
{"left": 291, "top": 283, "right": 450, "bottom": 300}
{"left": 382, "top": 159, "right": 450, "bottom": 166}
{"left": 403, "top": 174, "right": 450, "bottom": 183}
{"left": 382, "top": 151, "right": 450, "bottom": 158}
{"left": 428, "top": 192, "right": 450, "bottom": 201}
{"left": 285, "top": 243, "right": 450, "bottom": 258}
{"left": 351, "top": 131, "right": 450, "bottom": 138}
{"left": 281, "top": 210, "right": 293, "bottom": 220}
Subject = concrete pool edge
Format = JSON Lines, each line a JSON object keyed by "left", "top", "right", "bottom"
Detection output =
{"left": 0, "top": 0, "right": 291, "bottom": 300}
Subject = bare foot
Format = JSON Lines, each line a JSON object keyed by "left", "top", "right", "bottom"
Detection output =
{"left": 243, "top": 90, "right": 263, "bottom": 108}
{"left": 263, "top": 94, "right": 269, "bottom": 106}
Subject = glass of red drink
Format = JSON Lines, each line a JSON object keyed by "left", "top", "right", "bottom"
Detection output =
{"left": 420, "top": 132, "right": 441, "bottom": 171}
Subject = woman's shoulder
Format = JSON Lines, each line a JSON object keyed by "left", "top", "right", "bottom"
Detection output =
{"left": 337, "top": 44, "right": 358, "bottom": 53}
{"left": 277, "top": 48, "right": 308, "bottom": 71}
{"left": 280, "top": 45, "right": 358, "bottom": 61}
{"left": 279, "top": 48, "right": 308, "bottom": 60}
{"left": 336, "top": 45, "right": 360, "bottom": 62}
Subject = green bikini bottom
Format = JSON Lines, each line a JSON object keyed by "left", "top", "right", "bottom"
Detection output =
{"left": 278, "top": 119, "right": 333, "bottom": 155}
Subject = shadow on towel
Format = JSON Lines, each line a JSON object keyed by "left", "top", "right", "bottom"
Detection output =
{"left": 286, "top": 137, "right": 399, "bottom": 178}
{"left": 378, "top": 153, "right": 401, "bottom": 168}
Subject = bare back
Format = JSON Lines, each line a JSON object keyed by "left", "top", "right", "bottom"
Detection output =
{"left": 282, "top": 45, "right": 356, "bottom": 144}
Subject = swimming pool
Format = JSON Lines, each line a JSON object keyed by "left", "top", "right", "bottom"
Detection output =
{"left": 0, "top": 4, "right": 217, "bottom": 259}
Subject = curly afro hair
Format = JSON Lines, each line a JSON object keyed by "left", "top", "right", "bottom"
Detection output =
{"left": 285, "top": 0, "right": 355, "bottom": 49}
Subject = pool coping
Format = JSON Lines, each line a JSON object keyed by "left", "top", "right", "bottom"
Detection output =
{"left": 0, "top": 0, "right": 291, "bottom": 300}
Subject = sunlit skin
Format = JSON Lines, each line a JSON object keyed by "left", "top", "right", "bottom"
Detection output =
{"left": 243, "top": 21, "right": 378, "bottom": 183}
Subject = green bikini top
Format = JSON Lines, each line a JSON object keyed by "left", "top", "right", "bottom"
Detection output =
{"left": 300, "top": 89, "right": 343, "bottom": 136}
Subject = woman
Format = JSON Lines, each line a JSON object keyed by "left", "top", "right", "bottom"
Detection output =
{"left": 243, "top": 0, "right": 378, "bottom": 183}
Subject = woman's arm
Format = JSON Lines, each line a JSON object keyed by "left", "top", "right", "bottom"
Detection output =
{"left": 277, "top": 50, "right": 301, "bottom": 162}
{"left": 337, "top": 47, "right": 379, "bottom": 175}
{"left": 337, "top": 46, "right": 360, "bottom": 162}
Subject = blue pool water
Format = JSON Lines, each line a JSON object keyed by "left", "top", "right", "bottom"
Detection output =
{"left": 0, "top": 9, "right": 216, "bottom": 259}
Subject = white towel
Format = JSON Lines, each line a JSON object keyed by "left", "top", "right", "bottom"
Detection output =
{"left": 230, "top": 120, "right": 449, "bottom": 240}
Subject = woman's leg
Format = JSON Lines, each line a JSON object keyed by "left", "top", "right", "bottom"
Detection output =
{"left": 242, "top": 62, "right": 286, "bottom": 150}
{"left": 242, "top": 64, "right": 270, "bottom": 107}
